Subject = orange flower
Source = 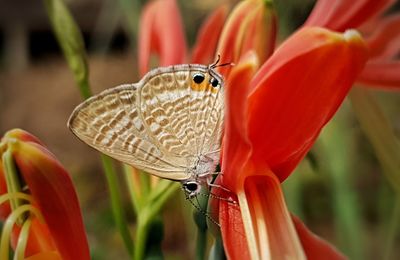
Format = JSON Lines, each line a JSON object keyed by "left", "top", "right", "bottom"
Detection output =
{"left": 219, "top": 27, "right": 368, "bottom": 259}
{"left": 138, "top": 0, "right": 276, "bottom": 76}
{"left": 305, "top": 0, "right": 400, "bottom": 89}
{"left": 0, "top": 129, "right": 90, "bottom": 260}
{"left": 138, "top": 0, "right": 370, "bottom": 258}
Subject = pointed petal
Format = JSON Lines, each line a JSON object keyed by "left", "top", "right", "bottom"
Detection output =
{"left": 304, "top": 0, "right": 395, "bottom": 31}
{"left": 222, "top": 52, "right": 258, "bottom": 190}
{"left": 10, "top": 141, "right": 90, "bottom": 260}
{"left": 220, "top": 169, "right": 306, "bottom": 259}
{"left": 248, "top": 27, "right": 368, "bottom": 180}
{"left": 191, "top": 5, "right": 228, "bottom": 64}
{"left": 239, "top": 1, "right": 276, "bottom": 65}
{"left": 216, "top": 0, "right": 255, "bottom": 67}
{"left": 364, "top": 14, "right": 400, "bottom": 59}
{"left": 138, "top": 0, "right": 187, "bottom": 76}
{"left": 358, "top": 60, "right": 400, "bottom": 89}
{"left": 2, "top": 129, "right": 44, "bottom": 146}
{"left": 216, "top": 0, "right": 276, "bottom": 76}
{"left": 292, "top": 215, "right": 346, "bottom": 260}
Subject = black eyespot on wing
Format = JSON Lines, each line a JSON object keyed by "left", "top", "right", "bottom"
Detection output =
{"left": 210, "top": 78, "right": 219, "bottom": 88}
{"left": 193, "top": 73, "right": 205, "bottom": 84}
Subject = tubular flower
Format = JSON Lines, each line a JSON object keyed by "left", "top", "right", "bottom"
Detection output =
{"left": 0, "top": 129, "right": 90, "bottom": 260}
{"left": 305, "top": 0, "right": 400, "bottom": 89}
{"left": 218, "top": 27, "right": 368, "bottom": 259}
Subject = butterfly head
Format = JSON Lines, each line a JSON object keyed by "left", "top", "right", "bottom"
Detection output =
{"left": 182, "top": 180, "right": 202, "bottom": 199}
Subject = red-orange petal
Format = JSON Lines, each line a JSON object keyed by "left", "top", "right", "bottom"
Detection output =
{"left": 304, "top": 0, "right": 395, "bottom": 31}
{"left": 248, "top": 27, "right": 368, "bottom": 181}
{"left": 0, "top": 157, "right": 11, "bottom": 220}
{"left": 11, "top": 141, "right": 90, "bottom": 260}
{"left": 239, "top": 1, "right": 276, "bottom": 65}
{"left": 138, "top": 0, "right": 187, "bottom": 76}
{"left": 292, "top": 215, "right": 346, "bottom": 260}
{"left": 364, "top": 14, "right": 400, "bottom": 59}
{"left": 11, "top": 217, "right": 57, "bottom": 257}
{"left": 1, "top": 129, "right": 44, "bottom": 220}
{"left": 216, "top": 0, "right": 255, "bottom": 67}
{"left": 191, "top": 5, "right": 228, "bottom": 64}
{"left": 218, "top": 194, "right": 250, "bottom": 260}
{"left": 222, "top": 52, "right": 258, "bottom": 191}
{"left": 358, "top": 60, "right": 400, "bottom": 89}
{"left": 25, "top": 251, "right": 62, "bottom": 260}
{"left": 220, "top": 168, "right": 307, "bottom": 259}
{"left": 2, "top": 129, "right": 44, "bottom": 146}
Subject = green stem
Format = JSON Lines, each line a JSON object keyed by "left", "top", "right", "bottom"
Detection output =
{"left": 318, "top": 108, "right": 364, "bottom": 259}
{"left": 209, "top": 236, "right": 225, "bottom": 260}
{"left": 124, "top": 165, "right": 141, "bottom": 214}
{"left": 134, "top": 212, "right": 150, "bottom": 260}
{"left": 195, "top": 228, "right": 207, "bottom": 260}
{"left": 139, "top": 171, "right": 151, "bottom": 198}
{"left": 148, "top": 179, "right": 175, "bottom": 203}
{"left": 194, "top": 186, "right": 209, "bottom": 260}
{"left": 134, "top": 182, "right": 180, "bottom": 260}
{"left": 149, "top": 182, "right": 180, "bottom": 216}
{"left": 383, "top": 195, "right": 400, "bottom": 260}
{"left": 78, "top": 78, "right": 92, "bottom": 100}
{"left": 43, "top": 0, "right": 91, "bottom": 100}
{"left": 2, "top": 147, "right": 25, "bottom": 224}
{"left": 101, "top": 155, "right": 134, "bottom": 257}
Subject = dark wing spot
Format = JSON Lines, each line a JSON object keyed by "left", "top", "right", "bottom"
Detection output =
{"left": 210, "top": 78, "right": 219, "bottom": 87}
{"left": 193, "top": 73, "right": 205, "bottom": 84}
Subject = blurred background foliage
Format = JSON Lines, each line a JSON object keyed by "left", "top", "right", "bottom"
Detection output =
{"left": 0, "top": 0, "right": 399, "bottom": 259}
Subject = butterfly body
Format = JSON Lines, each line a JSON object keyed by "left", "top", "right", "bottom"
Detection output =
{"left": 68, "top": 64, "right": 224, "bottom": 198}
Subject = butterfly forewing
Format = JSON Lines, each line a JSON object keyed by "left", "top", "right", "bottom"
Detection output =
{"left": 68, "top": 64, "right": 224, "bottom": 181}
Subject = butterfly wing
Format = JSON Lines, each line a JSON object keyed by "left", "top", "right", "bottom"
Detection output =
{"left": 68, "top": 64, "right": 224, "bottom": 181}
{"left": 137, "top": 65, "right": 224, "bottom": 159}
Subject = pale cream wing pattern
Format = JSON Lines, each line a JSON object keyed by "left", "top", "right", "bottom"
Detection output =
{"left": 68, "top": 64, "right": 224, "bottom": 181}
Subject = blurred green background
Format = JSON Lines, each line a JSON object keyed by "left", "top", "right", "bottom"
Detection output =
{"left": 0, "top": 0, "right": 399, "bottom": 259}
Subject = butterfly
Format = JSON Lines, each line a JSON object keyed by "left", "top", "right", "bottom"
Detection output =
{"left": 68, "top": 63, "right": 224, "bottom": 198}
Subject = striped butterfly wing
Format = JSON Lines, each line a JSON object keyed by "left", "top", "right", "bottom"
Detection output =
{"left": 68, "top": 64, "right": 224, "bottom": 181}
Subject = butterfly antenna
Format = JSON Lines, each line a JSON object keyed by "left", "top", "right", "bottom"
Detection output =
{"left": 209, "top": 54, "right": 235, "bottom": 69}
